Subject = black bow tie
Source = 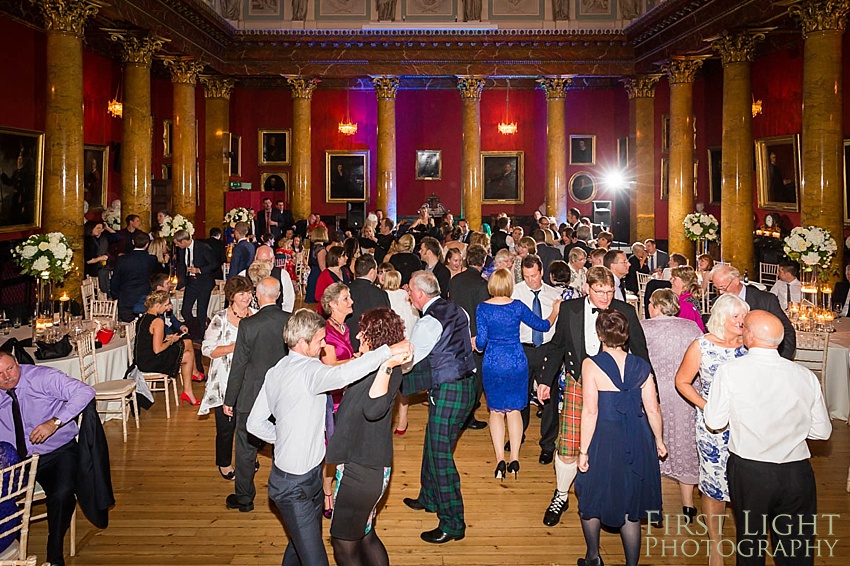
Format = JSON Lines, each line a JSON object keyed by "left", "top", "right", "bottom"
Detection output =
{"left": 591, "top": 307, "right": 602, "bottom": 314}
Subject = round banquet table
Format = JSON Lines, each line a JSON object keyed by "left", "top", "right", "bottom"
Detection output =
{"left": 822, "top": 317, "right": 850, "bottom": 421}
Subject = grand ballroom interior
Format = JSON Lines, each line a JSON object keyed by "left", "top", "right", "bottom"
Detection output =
{"left": 2, "top": 0, "right": 850, "bottom": 564}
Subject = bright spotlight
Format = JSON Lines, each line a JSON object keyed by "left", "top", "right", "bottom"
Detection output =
{"left": 605, "top": 170, "right": 628, "bottom": 190}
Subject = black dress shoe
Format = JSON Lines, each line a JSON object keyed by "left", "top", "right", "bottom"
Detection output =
{"left": 683, "top": 506, "right": 697, "bottom": 524}
{"left": 420, "top": 527, "right": 465, "bottom": 544}
{"left": 543, "top": 490, "right": 569, "bottom": 526}
{"left": 577, "top": 557, "right": 604, "bottom": 566}
{"left": 403, "top": 497, "right": 434, "bottom": 512}
{"left": 464, "top": 418, "right": 488, "bottom": 430}
{"left": 225, "top": 493, "right": 254, "bottom": 512}
{"left": 539, "top": 449, "right": 554, "bottom": 465}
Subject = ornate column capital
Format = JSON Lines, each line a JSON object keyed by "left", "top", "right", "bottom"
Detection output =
{"left": 789, "top": 0, "right": 850, "bottom": 37}
{"left": 456, "top": 76, "right": 486, "bottom": 100}
{"left": 709, "top": 30, "right": 768, "bottom": 65}
{"left": 287, "top": 77, "right": 320, "bottom": 99}
{"left": 201, "top": 76, "right": 236, "bottom": 99}
{"left": 660, "top": 56, "right": 709, "bottom": 85}
{"left": 33, "top": 0, "right": 100, "bottom": 36}
{"left": 371, "top": 76, "right": 399, "bottom": 100}
{"left": 163, "top": 58, "right": 205, "bottom": 85}
{"left": 537, "top": 77, "right": 572, "bottom": 100}
{"left": 621, "top": 75, "right": 662, "bottom": 99}
{"left": 108, "top": 33, "right": 168, "bottom": 67}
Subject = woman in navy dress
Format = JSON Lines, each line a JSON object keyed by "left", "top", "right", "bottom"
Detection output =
{"left": 475, "top": 268, "right": 560, "bottom": 479}
{"left": 576, "top": 310, "right": 666, "bottom": 566}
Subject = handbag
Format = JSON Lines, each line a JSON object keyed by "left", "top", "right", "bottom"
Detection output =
{"left": 0, "top": 337, "right": 35, "bottom": 365}
{"left": 123, "top": 364, "right": 154, "bottom": 410}
{"left": 95, "top": 328, "right": 114, "bottom": 345}
{"left": 34, "top": 334, "right": 73, "bottom": 360}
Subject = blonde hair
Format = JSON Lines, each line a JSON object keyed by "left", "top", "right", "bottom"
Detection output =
{"left": 144, "top": 290, "right": 170, "bottom": 310}
{"left": 706, "top": 294, "right": 749, "bottom": 341}
{"left": 468, "top": 232, "right": 490, "bottom": 253}
{"left": 247, "top": 261, "right": 272, "bottom": 285}
{"left": 396, "top": 233, "right": 416, "bottom": 253}
{"left": 518, "top": 236, "right": 537, "bottom": 254}
{"left": 310, "top": 225, "right": 329, "bottom": 243}
{"left": 148, "top": 237, "right": 169, "bottom": 264}
{"left": 383, "top": 270, "right": 402, "bottom": 291}
{"left": 321, "top": 282, "right": 349, "bottom": 314}
{"left": 649, "top": 288, "right": 680, "bottom": 317}
{"left": 488, "top": 268, "right": 515, "bottom": 298}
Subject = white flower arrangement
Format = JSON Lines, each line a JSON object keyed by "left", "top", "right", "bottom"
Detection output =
{"left": 102, "top": 200, "right": 122, "bottom": 231}
{"left": 224, "top": 207, "right": 253, "bottom": 228}
{"left": 683, "top": 212, "right": 719, "bottom": 241}
{"left": 160, "top": 214, "right": 194, "bottom": 240}
{"left": 12, "top": 232, "right": 74, "bottom": 282}
{"left": 783, "top": 226, "right": 837, "bottom": 267}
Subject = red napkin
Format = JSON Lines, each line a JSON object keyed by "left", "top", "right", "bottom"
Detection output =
{"left": 96, "top": 328, "right": 114, "bottom": 345}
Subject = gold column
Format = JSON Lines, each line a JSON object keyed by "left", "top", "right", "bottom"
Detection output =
{"left": 457, "top": 76, "right": 486, "bottom": 231}
{"left": 37, "top": 0, "right": 99, "bottom": 296}
{"left": 287, "top": 78, "right": 319, "bottom": 222}
{"left": 201, "top": 77, "right": 235, "bottom": 235}
{"left": 163, "top": 58, "right": 204, "bottom": 225}
{"left": 711, "top": 31, "right": 766, "bottom": 273}
{"left": 661, "top": 57, "right": 705, "bottom": 258}
{"left": 623, "top": 75, "right": 661, "bottom": 242}
{"left": 539, "top": 77, "right": 570, "bottom": 222}
{"left": 111, "top": 34, "right": 166, "bottom": 232}
{"left": 791, "top": 0, "right": 850, "bottom": 281}
{"left": 372, "top": 76, "right": 399, "bottom": 222}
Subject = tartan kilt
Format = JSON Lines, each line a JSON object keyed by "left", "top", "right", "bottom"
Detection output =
{"left": 557, "top": 376, "right": 582, "bottom": 458}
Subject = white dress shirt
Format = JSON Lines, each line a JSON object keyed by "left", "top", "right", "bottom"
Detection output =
{"left": 703, "top": 348, "right": 831, "bottom": 463}
{"left": 247, "top": 345, "right": 392, "bottom": 475}
{"left": 512, "top": 281, "right": 560, "bottom": 344}
{"left": 769, "top": 278, "right": 802, "bottom": 311}
{"left": 583, "top": 297, "right": 602, "bottom": 356}
{"left": 613, "top": 275, "right": 625, "bottom": 302}
{"left": 409, "top": 296, "right": 444, "bottom": 365}
{"left": 237, "top": 267, "right": 296, "bottom": 313}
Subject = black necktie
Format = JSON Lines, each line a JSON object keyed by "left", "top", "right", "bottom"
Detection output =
{"left": 786, "top": 283, "right": 792, "bottom": 306}
{"left": 7, "top": 388, "right": 27, "bottom": 459}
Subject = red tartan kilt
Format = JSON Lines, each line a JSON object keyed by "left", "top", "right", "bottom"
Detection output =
{"left": 557, "top": 377, "right": 582, "bottom": 458}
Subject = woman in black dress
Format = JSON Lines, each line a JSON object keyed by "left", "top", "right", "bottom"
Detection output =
{"left": 84, "top": 220, "right": 111, "bottom": 292}
{"left": 388, "top": 233, "right": 422, "bottom": 287}
{"left": 135, "top": 290, "right": 198, "bottom": 405}
{"left": 326, "top": 307, "right": 407, "bottom": 566}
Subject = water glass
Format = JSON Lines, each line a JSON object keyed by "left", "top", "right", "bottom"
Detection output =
{"left": 12, "top": 318, "right": 21, "bottom": 329}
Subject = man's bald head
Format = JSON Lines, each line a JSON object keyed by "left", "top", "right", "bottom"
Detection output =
{"left": 742, "top": 310, "right": 784, "bottom": 349}
{"left": 256, "top": 276, "right": 281, "bottom": 306}
{"left": 255, "top": 245, "right": 274, "bottom": 264}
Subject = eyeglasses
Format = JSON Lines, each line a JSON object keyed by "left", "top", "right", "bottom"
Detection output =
{"left": 589, "top": 287, "right": 614, "bottom": 297}
{"left": 714, "top": 279, "right": 735, "bottom": 293}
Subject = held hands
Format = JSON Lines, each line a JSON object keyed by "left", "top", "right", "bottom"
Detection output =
{"left": 386, "top": 340, "right": 413, "bottom": 368}
{"left": 656, "top": 439, "right": 668, "bottom": 459}
{"left": 30, "top": 419, "right": 59, "bottom": 444}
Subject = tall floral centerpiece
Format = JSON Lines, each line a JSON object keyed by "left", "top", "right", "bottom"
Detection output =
{"left": 159, "top": 214, "right": 195, "bottom": 283}
{"left": 224, "top": 207, "right": 253, "bottom": 228}
{"left": 12, "top": 232, "right": 75, "bottom": 331}
{"left": 102, "top": 200, "right": 122, "bottom": 231}
{"left": 783, "top": 226, "right": 837, "bottom": 306}
{"left": 683, "top": 212, "right": 719, "bottom": 262}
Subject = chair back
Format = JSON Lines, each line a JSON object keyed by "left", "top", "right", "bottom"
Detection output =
{"left": 125, "top": 318, "right": 137, "bottom": 367}
{"left": 794, "top": 330, "right": 830, "bottom": 393}
{"left": 89, "top": 299, "right": 117, "bottom": 321}
{"left": 81, "top": 278, "right": 97, "bottom": 319}
{"left": 76, "top": 331, "right": 100, "bottom": 385}
{"left": 759, "top": 263, "right": 779, "bottom": 286}
{"left": 0, "top": 454, "right": 39, "bottom": 564}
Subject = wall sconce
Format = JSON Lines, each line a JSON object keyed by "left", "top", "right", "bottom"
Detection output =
{"left": 108, "top": 70, "right": 123, "bottom": 118}
{"left": 751, "top": 95, "right": 763, "bottom": 118}
{"left": 498, "top": 78, "right": 517, "bottom": 135}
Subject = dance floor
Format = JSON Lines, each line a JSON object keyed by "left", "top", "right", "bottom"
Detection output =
{"left": 26, "top": 381, "right": 850, "bottom": 566}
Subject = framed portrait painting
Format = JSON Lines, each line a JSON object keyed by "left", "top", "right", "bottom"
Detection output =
{"left": 844, "top": 139, "right": 850, "bottom": 227}
{"left": 262, "top": 172, "right": 288, "bottom": 192}
{"left": 0, "top": 126, "right": 44, "bottom": 233}
{"left": 755, "top": 134, "right": 800, "bottom": 212}
{"left": 83, "top": 144, "right": 109, "bottom": 211}
{"left": 415, "top": 150, "right": 441, "bottom": 180}
{"left": 707, "top": 147, "right": 722, "bottom": 205}
{"left": 163, "top": 119, "right": 173, "bottom": 158}
{"left": 569, "top": 171, "right": 596, "bottom": 204}
{"left": 481, "top": 151, "right": 524, "bottom": 204}
{"left": 259, "top": 129, "right": 291, "bottom": 166}
{"left": 661, "top": 114, "right": 670, "bottom": 153}
{"left": 569, "top": 135, "right": 595, "bottom": 165}
{"left": 660, "top": 157, "right": 669, "bottom": 201}
{"left": 229, "top": 134, "right": 241, "bottom": 177}
{"left": 326, "top": 150, "right": 368, "bottom": 203}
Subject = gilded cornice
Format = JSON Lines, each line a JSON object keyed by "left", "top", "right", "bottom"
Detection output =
{"left": 456, "top": 76, "right": 486, "bottom": 100}
{"left": 709, "top": 30, "right": 767, "bottom": 65}
{"left": 789, "top": 0, "right": 850, "bottom": 37}
{"left": 660, "top": 56, "right": 707, "bottom": 85}
{"left": 537, "top": 77, "right": 572, "bottom": 100}
{"left": 108, "top": 33, "right": 168, "bottom": 67}
{"left": 621, "top": 74, "right": 661, "bottom": 99}
{"left": 163, "top": 58, "right": 205, "bottom": 85}
{"left": 287, "top": 78, "right": 319, "bottom": 99}
{"left": 33, "top": 0, "right": 100, "bottom": 36}
{"left": 201, "top": 76, "right": 235, "bottom": 99}
{"left": 371, "top": 76, "right": 399, "bottom": 100}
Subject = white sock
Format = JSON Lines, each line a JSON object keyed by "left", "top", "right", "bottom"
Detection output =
{"left": 554, "top": 457, "right": 577, "bottom": 499}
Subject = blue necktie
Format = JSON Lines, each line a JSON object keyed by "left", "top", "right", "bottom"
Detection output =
{"left": 532, "top": 290, "right": 543, "bottom": 347}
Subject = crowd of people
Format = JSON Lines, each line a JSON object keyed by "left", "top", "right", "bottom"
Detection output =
{"left": 14, "top": 203, "right": 834, "bottom": 566}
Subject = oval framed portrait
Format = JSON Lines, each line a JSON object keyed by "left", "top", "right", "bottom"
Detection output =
{"left": 569, "top": 171, "right": 596, "bottom": 204}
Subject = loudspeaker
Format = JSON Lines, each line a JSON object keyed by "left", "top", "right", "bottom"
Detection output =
{"left": 347, "top": 201, "right": 366, "bottom": 230}
{"left": 592, "top": 200, "right": 612, "bottom": 227}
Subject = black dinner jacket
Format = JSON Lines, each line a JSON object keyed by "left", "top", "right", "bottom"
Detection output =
{"left": 176, "top": 240, "right": 219, "bottom": 290}
{"left": 272, "top": 208, "right": 295, "bottom": 237}
{"left": 490, "top": 230, "right": 510, "bottom": 254}
{"left": 447, "top": 267, "right": 490, "bottom": 336}
{"left": 834, "top": 281, "right": 850, "bottom": 313}
{"left": 346, "top": 277, "right": 391, "bottom": 351}
{"left": 536, "top": 243, "right": 562, "bottom": 283}
{"left": 650, "top": 250, "right": 669, "bottom": 271}
{"left": 541, "top": 297, "right": 650, "bottom": 388}
{"left": 255, "top": 209, "right": 274, "bottom": 239}
{"left": 224, "top": 304, "right": 290, "bottom": 413}
{"left": 432, "top": 261, "right": 452, "bottom": 299}
{"left": 626, "top": 255, "right": 651, "bottom": 293}
{"left": 743, "top": 284, "right": 796, "bottom": 359}
{"left": 205, "top": 237, "right": 226, "bottom": 280}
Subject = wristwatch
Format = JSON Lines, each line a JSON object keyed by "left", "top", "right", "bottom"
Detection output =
{"left": 52, "top": 417, "right": 62, "bottom": 428}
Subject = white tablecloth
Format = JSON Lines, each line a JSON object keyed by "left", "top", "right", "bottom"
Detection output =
{"left": 824, "top": 318, "right": 850, "bottom": 421}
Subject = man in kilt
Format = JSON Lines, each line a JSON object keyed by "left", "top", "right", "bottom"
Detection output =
{"left": 402, "top": 270, "right": 477, "bottom": 544}
{"left": 537, "top": 266, "right": 650, "bottom": 526}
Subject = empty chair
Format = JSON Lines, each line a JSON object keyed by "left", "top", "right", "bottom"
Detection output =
{"left": 89, "top": 299, "right": 118, "bottom": 321}
{"left": 793, "top": 330, "right": 830, "bottom": 396}
{"left": 126, "top": 320, "right": 178, "bottom": 418}
{"left": 0, "top": 454, "right": 39, "bottom": 566}
{"left": 81, "top": 277, "right": 97, "bottom": 320}
{"left": 759, "top": 262, "right": 779, "bottom": 287}
{"left": 636, "top": 272, "right": 654, "bottom": 320}
{"left": 77, "top": 331, "right": 139, "bottom": 442}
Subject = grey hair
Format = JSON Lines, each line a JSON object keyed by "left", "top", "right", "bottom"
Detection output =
{"left": 283, "top": 309, "right": 326, "bottom": 349}
{"left": 649, "top": 288, "right": 680, "bottom": 317}
{"left": 410, "top": 270, "right": 440, "bottom": 298}
{"left": 576, "top": 225, "right": 591, "bottom": 241}
{"left": 568, "top": 247, "right": 587, "bottom": 264}
{"left": 256, "top": 276, "right": 281, "bottom": 300}
{"left": 706, "top": 294, "right": 749, "bottom": 340}
{"left": 173, "top": 230, "right": 190, "bottom": 243}
{"left": 321, "top": 282, "right": 349, "bottom": 314}
{"left": 710, "top": 264, "right": 739, "bottom": 283}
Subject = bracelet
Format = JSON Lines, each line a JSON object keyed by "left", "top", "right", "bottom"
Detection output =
{"left": 579, "top": 449, "right": 588, "bottom": 456}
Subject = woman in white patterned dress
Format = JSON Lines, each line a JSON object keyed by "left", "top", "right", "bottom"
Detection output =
{"left": 199, "top": 276, "right": 255, "bottom": 480}
{"left": 675, "top": 294, "right": 749, "bottom": 566}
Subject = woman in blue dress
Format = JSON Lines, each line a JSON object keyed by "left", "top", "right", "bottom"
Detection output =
{"left": 576, "top": 310, "right": 666, "bottom": 566}
{"left": 475, "top": 268, "right": 560, "bottom": 479}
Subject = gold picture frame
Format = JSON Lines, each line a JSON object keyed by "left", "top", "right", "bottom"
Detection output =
{"left": 755, "top": 134, "right": 800, "bottom": 212}
{"left": 258, "top": 129, "right": 291, "bottom": 166}
{"left": 568, "top": 171, "right": 596, "bottom": 204}
{"left": 844, "top": 139, "right": 850, "bottom": 227}
{"left": 415, "top": 149, "right": 441, "bottom": 180}
{"left": 661, "top": 114, "right": 669, "bottom": 153}
{"left": 261, "top": 172, "right": 288, "bottom": 192}
{"left": 569, "top": 134, "right": 596, "bottom": 165}
{"left": 707, "top": 147, "right": 722, "bottom": 205}
{"left": 163, "top": 119, "right": 172, "bottom": 158}
{"left": 229, "top": 133, "right": 241, "bottom": 177}
{"left": 481, "top": 151, "right": 524, "bottom": 204}
{"left": 83, "top": 144, "right": 109, "bottom": 211}
{"left": 326, "top": 150, "right": 368, "bottom": 203}
{"left": 0, "top": 126, "right": 44, "bottom": 233}
{"left": 660, "top": 157, "right": 669, "bottom": 201}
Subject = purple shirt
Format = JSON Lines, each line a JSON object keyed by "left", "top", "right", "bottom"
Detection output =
{"left": 0, "top": 364, "right": 95, "bottom": 456}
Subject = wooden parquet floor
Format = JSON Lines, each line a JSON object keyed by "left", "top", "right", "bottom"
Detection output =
{"left": 25, "top": 388, "right": 850, "bottom": 566}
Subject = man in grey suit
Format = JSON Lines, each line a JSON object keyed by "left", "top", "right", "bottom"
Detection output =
{"left": 223, "top": 277, "right": 290, "bottom": 512}
{"left": 346, "top": 254, "right": 390, "bottom": 351}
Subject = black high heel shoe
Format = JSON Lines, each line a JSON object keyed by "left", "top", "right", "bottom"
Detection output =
{"left": 577, "top": 557, "right": 604, "bottom": 566}
{"left": 683, "top": 506, "right": 697, "bottom": 524}
{"left": 494, "top": 460, "right": 506, "bottom": 481}
{"left": 507, "top": 460, "right": 520, "bottom": 478}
